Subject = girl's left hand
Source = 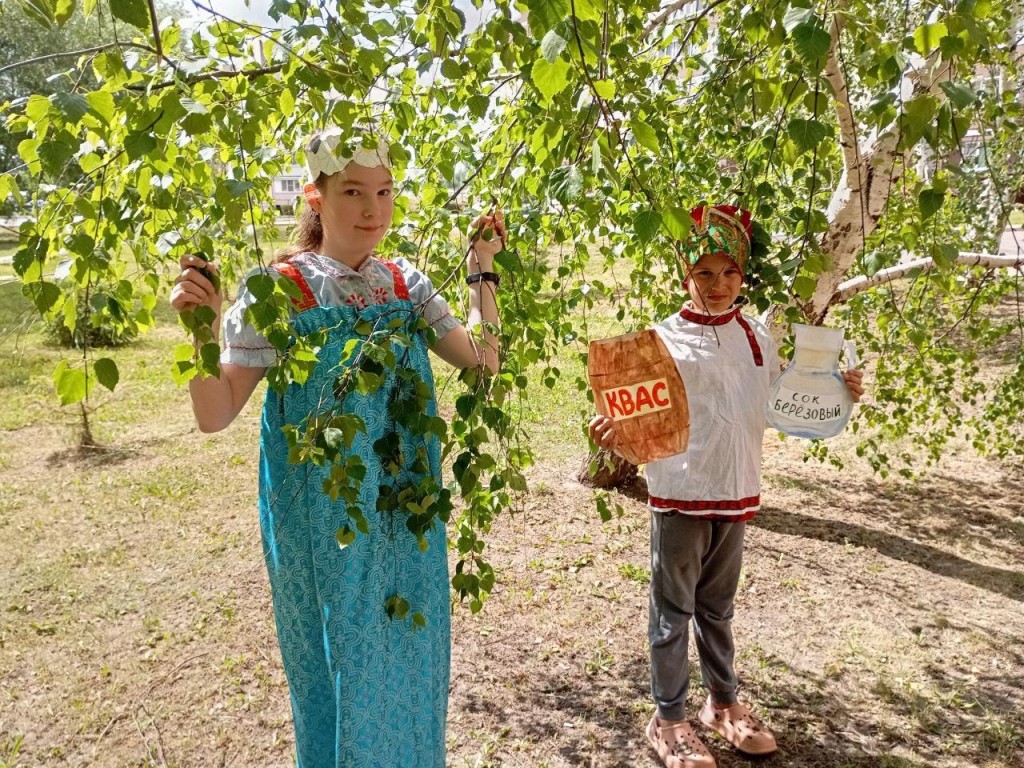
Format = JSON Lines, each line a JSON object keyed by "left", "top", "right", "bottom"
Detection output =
{"left": 843, "top": 369, "right": 865, "bottom": 403}
{"left": 469, "top": 209, "right": 506, "bottom": 273}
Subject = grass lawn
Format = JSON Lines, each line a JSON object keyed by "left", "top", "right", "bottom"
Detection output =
{"left": 0, "top": 257, "right": 1021, "bottom": 768}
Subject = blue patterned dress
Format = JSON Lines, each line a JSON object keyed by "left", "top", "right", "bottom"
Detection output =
{"left": 222, "top": 257, "right": 454, "bottom": 767}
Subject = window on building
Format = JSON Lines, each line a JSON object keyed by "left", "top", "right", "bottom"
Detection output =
{"left": 280, "top": 178, "right": 301, "bottom": 193}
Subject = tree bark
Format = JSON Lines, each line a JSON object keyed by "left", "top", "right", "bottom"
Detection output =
{"left": 766, "top": 9, "right": 952, "bottom": 338}
{"left": 576, "top": 448, "right": 638, "bottom": 488}
{"left": 832, "top": 253, "right": 1024, "bottom": 303}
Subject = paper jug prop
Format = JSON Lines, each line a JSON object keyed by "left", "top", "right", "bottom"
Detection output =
{"left": 588, "top": 330, "right": 689, "bottom": 465}
{"left": 766, "top": 323, "right": 855, "bottom": 439}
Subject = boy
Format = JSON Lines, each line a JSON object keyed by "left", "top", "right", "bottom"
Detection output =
{"left": 590, "top": 205, "right": 863, "bottom": 768}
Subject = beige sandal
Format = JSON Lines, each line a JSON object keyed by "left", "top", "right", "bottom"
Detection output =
{"left": 645, "top": 715, "right": 717, "bottom": 768}
{"left": 698, "top": 697, "right": 778, "bottom": 756}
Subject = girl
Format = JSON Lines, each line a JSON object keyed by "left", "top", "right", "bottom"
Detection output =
{"left": 589, "top": 205, "right": 863, "bottom": 768}
{"left": 169, "top": 127, "right": 506, "bottom": 768}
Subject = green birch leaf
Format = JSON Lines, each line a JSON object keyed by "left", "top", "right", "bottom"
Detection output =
{"left": 335, "top": 525, "right": 356, "bottom": 550}
{"left": 939, "top": 34, "right": 965, "bottom": 57}
{"left": 592, "top": 79, "right": 615, "bottom": 99}
{"left": 662, "top": 206, "right": 691, "bottom": 240}
{"left": 548, "top": 164, "right": 584, "bottom": 205}
{"left": 919, "top": 187, "right": 945, "bottom": 220}
{"left": 15, "top": 0, "right": 56, "bottom": 27}
{"left": 0, "top": 174, "right": 17, "bottom": 204}
{"left": 787, "top": 118, "right": 829, "bottom": 153}
{"left": 25, "top": 94, "right": 52, "bottom": 122}
{"left": 54, "top": 360, "right": 91, "bottom": 405}
{"left": 86, "top": 91, "right": 116, "bottom": 123}
{"left": 913, "top": 21, "right": 948, "bottom": 55}
{"left": 939, "top": 81, "right": 978, "bottom": 109}
{"left": 39, "top": 140, "right": 74, "bottom": 174}
{"left": 94, "top": 358, "right": 119, "bottom": 391}
{"left": 531, "top": 56, "right": 572, "bottom": 103}
{"left": 280, "top": 87, "right": 296, "bottom": 116}
{"left": 52, "top": 92, "right": 89, "bottom": 123}
{"left": 541, "top": 29, "right": 567, "bottom": 63}
{"left": 125, "top": 131, "right": 157, "bottom": 159}
{"left": 634, "top": 210, "right": 662, "bottom": 243}
{"left": 468, "top": 94, "right": 489, "bottom": 118}
{"left": 791, "top": 21, "right": 831, "bottom": 64}
{"left": 632, "top": 120, "right": 660, "bottom": 152}
{"left": 793, "top": 275, "right": 817, "bottom": 299}
{"left": 573, "top": 0, "right": 603, "bottom": 22}
{"left": 109, "top": 0, "right": 151, "bottom": 29}
{"left": 782, "top": 7, "right": 813, "bottom": 32}
{"left": 524, "top": 0, "right": 570, "bottom": 38}
{"left": 55, "top": 0, "right": 75, "bottom": 24}
{"left": 930, "top": 243, "right": 958, "bottom": 270}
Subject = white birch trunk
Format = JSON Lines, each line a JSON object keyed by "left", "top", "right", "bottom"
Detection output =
{"left": 766, "top": 11, "right": 952, "bottom": 339}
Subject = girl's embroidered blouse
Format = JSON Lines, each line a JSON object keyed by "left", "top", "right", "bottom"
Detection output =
{"left": 221, "top": 253, "right": 461, "bottom": 368}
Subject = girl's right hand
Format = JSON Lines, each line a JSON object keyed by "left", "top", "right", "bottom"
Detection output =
{"left": 588, "top": 414, "right": 620, "bottom": 452}
{"left": 170, "top": 254, "right": 221, "bottom": 314}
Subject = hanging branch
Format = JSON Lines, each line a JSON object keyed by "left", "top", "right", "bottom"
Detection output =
{"left": 642, "top": 0, "right": 731, "bottom": 41}
{"left": 127, "top": 64, "right": 285, "bottom": 91}
{"left": 0, "top": 43, "right": 157, "bottom": 75}
{"left": 146, "top": 0, "right": 164, "bottom": 62}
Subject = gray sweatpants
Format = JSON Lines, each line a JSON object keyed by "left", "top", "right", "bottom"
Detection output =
{"left": 649, "top": 511, "right": 746, "bottom": 720}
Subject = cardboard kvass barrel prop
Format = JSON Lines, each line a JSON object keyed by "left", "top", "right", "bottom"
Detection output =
{"left": 588, "top": 330, "right": 689, "bottom": 465}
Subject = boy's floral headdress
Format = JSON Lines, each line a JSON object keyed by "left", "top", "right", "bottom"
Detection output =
{"left": 304, "top": 127, "right": 391, "bottom": 184}
{"left": 683, "top": 204, "right": 754, "bottom": 272}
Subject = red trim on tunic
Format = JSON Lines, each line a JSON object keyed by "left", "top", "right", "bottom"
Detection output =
{"left": 733, "top": 313, "right": 764, "bottom": 367}
{"left": 679, "top": 305, "right": 742, "bottom": 326}
{"left": 661, "top": 509, "right": 758, "bottom": 523}
{"left": 273, "top": 262, "right": 319, "bottom": 312}
{"left": 382, "top": 261, "right": 410, "bottom": 301}
{"left": 649, "top": 494, "right": 760, "bottom": 512}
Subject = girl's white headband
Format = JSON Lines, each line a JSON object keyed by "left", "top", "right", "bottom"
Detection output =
{"left": 304, "top": 128, "right": 391, "bottom": 183}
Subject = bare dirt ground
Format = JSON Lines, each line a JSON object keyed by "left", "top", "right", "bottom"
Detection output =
{"left": 1, "top": 375, "right": 1021, "bottom": 768}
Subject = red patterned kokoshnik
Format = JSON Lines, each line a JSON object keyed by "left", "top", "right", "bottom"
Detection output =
{"left": 683, "top": 204, "right": 754, "bottom": 272}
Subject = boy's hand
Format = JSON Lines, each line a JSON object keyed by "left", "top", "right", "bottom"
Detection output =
{"left": 843, "top": 369, "right": 865, "bottom": 402}
{"left": 589, "top": 414, "right": 620, "bottom": 452}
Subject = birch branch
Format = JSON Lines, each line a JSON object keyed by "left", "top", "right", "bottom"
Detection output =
{"left": 0, "top": 43, "right": 157, "bottom": 75}
{"left": 831, "top": 252, "right": 1024, "bottom": 303}
{"left": 642, "top": 0, "right": 731, "bottom": 41}
{"left": 823, "top": 10, "right": 862, "bottom": 200}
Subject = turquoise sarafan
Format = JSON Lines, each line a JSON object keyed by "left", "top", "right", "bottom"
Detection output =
{"left": 259, "top": 289, "right": 450, "bottom": 767}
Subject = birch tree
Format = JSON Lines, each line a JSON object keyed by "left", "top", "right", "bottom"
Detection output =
{"left": 2, "top": 0, "right": 1022, "bottom": 597}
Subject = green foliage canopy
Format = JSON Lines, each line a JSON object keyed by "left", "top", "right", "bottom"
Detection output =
{"left": 2, "top": 0, "right": 1023, "bottom": 605}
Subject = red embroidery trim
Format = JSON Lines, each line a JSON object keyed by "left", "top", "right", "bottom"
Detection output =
{"left": 679, "top": 305, "right": 741, "bottom": 326}
{"left": 662, "top": 509, "right": 758, "bottom": 523}
{"left": 734, "top": 313, "right": 764, "bottom": 367}
{"left": 429, "top": 310, "right": 453, "bottom": 327}
{"left": 273, "top": 262, "right": 318, "bottom": 312}
{"left": 382, "top": 260, "right": 410, "bottom": 301}
{"left": 649, "top": 494, "right": 760, "bottom": 512}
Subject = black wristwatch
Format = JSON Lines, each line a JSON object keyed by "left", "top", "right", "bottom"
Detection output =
{"left": 467, "top": 271, "right": 500, "bottom": 287}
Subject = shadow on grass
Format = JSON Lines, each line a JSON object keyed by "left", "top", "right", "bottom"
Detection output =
{"left": 753, "top": 504, "right": 1024, "bottom": 603}
{"left": 459, "top": 642, "right": 1020, "bottom": 768}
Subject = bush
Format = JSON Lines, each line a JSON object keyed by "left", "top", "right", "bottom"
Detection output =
{"left": 45, "top": 287, "right": 142, "bottom": 348}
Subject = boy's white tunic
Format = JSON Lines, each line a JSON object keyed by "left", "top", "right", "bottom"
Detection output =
{"left": 646, "top": 305, "right": 779, "bottom": 522}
